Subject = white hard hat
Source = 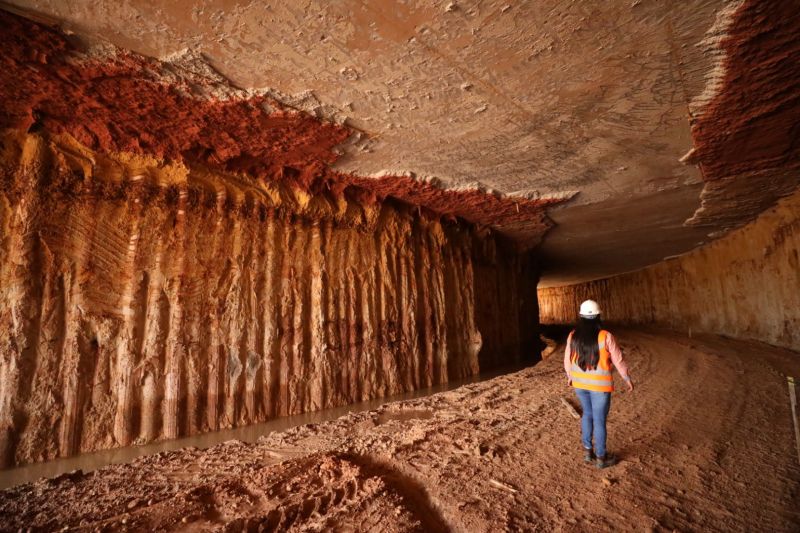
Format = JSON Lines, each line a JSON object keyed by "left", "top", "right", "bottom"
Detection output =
{"left": 579, "top": 299, "right": 601, "bottom": 318}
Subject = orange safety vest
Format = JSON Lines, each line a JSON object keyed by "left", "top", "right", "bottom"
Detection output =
{"left": 570, "top": 330, "right": 614, "bottom": 393}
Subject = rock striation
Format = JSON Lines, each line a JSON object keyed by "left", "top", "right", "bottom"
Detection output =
{"left": 0, "top": 131, "right": 540, "bottom": 467}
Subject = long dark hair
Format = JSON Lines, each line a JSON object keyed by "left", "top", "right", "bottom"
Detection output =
{"left": 571, "top": 317, "right": 603, "bottom": 370}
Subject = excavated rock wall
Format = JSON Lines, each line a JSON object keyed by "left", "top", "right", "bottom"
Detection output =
{"left": 539, "top": 187, "right": 800, "bottom": 351}
{"left": 0, "top": 132, "right": 539, "bottom": 467}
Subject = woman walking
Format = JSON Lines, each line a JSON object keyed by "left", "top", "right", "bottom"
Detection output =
{"left": 564, "top": 299, "right": 634, "bottom": 468}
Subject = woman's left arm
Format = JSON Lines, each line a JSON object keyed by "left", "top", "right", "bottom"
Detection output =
{"left": 607, "top": 332, "right": 634, "bottom": 391}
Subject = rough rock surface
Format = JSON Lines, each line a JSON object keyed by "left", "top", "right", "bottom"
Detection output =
{"left": 0, "top": 131, "right": 539, "bottom": 467}
{"left": 535, "top": 0, "right": 800, "bottom": 283}
{"left": 0, "top": 9, "right": 564, "bottom": 247}
{"left": 1, "top": 330, "right": 798, "bottom": 531}
{"left": 683, "top": 0, "right": 800, "bottom": 231}
{"left": 539, "top": 186, "right": 800, "bottom": 351}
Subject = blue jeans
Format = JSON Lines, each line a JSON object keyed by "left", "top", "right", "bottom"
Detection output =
{"left": 574, "top": 388, "right": 611, "bottom": 457}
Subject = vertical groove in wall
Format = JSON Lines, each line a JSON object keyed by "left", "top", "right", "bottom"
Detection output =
{"left": 0, "top": 134, "right": 48, "bottom": 465}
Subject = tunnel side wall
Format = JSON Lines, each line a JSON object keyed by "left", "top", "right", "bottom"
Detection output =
{"left": 539, "top": 188, "right": 800, "bottom": 351}
{"left": 0, "top": 132, "right": 540, "bottom": 467}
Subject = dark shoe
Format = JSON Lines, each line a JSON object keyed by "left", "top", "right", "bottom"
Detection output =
{"left": 583, "top": 448, "right": 595, "bottom": 463}
{"left": 596, "top": 453, "right": 617, "bottom": 469}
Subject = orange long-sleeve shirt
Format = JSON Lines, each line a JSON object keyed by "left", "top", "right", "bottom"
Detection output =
{"left": 564, "top": 330, "right": 630, "bottom": 381}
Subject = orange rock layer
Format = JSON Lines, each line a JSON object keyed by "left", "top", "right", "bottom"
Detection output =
{"left": 0, "top": 132, "right": 540, "bottom": 467}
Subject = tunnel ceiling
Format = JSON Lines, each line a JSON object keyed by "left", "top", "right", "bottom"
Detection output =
{"left": 2, "top": 0, "right": 799, "bottom": 285}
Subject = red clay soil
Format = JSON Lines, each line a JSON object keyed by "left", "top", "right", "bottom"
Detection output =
{"left": 1, "top": 329, "right": 798, "bottom": 532}
{"left": 0, "top": 11, "right": 349, "bottom": 187}
{"left": 0, "top": 9, "right": 561, "bottom": 239}
{"left": 689, "top": 0, "right": 800, "bottom": 181}
{"left": 347, "top": 173, "right": 555, "bottom": 231}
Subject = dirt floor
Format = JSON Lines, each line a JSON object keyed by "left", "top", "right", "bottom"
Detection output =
{"left": 1, "top": 328, "right": 799, "bottom": 532}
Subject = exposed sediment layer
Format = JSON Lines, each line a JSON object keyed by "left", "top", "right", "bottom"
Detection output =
{"left": 0, "top": 131, "right": 539, "bottom": 467}
{"left": 0, "top": 8, "right": 563, "bottom": 247}
{"left": 539, "top": 187, "right": 800, "bottom": 350}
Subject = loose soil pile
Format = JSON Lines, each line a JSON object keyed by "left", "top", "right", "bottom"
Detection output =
{"left": 1, "top": 329, "right": 798, "bottom": 531}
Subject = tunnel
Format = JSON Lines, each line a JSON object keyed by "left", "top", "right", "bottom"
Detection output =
{"left": 0, "top": 1, "right": 799, "bottom": 531}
